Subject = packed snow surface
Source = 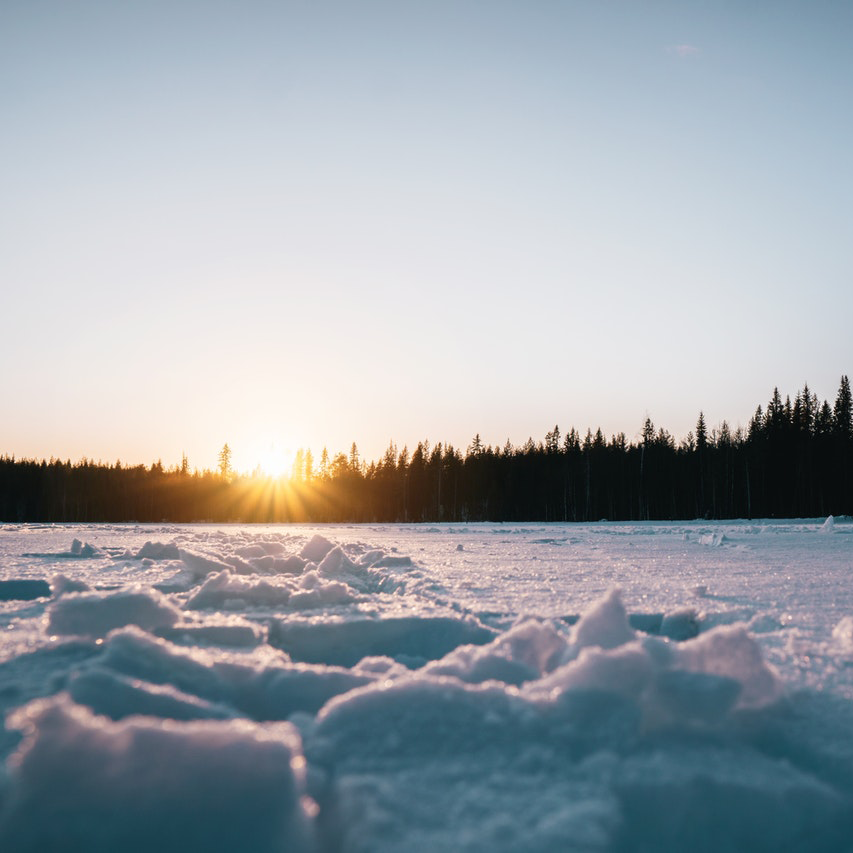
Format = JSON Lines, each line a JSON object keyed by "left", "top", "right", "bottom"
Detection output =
{"left": 1, "top": 519, "right": 852, "bottom": 851}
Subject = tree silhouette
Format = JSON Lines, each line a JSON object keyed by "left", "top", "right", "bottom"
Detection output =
{"left": 218, "top": 443, "right": 232, "bottom": 480}
{"left": 834, "top": 375, "right": 852, "bottom": 437}
{"left": 2, "top": 378, "right": 851, "bottom": 523}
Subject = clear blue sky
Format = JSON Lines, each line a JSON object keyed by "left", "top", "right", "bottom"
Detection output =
{"left": 3, "top": 1, "right": 851, "bottom": 473}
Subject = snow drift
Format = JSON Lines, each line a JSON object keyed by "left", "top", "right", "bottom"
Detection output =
{"left": 0, "top": 696, "right": 314, "bottom": 853}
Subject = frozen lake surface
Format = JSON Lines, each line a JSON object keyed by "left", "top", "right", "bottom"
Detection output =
{"left": 1, "top": 519, "right": 852, "bottom": 851}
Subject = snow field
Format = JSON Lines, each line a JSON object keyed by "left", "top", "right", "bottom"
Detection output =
{"left": 0, "top": 520, "right": 852, "bottom": 851}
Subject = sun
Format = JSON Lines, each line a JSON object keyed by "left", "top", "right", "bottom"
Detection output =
{"left": 256, "top": 441, "right": 295, "bottom": 479}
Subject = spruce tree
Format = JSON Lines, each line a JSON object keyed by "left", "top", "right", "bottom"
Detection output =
{"left": 218, "top": 443, "right": 232, "bottom": 480}
{"left": 815, "top": 401, "right": 834, "bottom": 435}
{"left": 696, "top": 412, "right": 707, "bottom": 452}
{"left": 834, "top": 375, "right": 852, "bottom": 438}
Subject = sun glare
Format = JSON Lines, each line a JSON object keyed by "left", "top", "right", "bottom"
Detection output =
{"left": 256, "top": 442, "right": 295, "bottom": 479}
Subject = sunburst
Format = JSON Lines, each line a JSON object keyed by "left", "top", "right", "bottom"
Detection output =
{"left": 256, "top": 441, "right": 294, "bottom": 480}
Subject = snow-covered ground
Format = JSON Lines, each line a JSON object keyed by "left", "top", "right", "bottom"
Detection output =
{"left": 0, "top": 519, "right": 852, "bottom": 851}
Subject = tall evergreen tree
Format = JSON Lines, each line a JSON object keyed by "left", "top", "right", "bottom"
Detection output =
{"left": 766, "top": 388, "right": 784, "bottom": 432}
{"left": 834, "top": 375, "right": 852, "bottom": 437}
{"left": 545, "top": 425, "right": 561, "bottom": 454}
{"left": 696, "top": 412, "right": 707, "bottom": 451}
{"left": 217, "top": 443, "right": 232, "bottom": 480}
{"left": 815, "top": 402, "right": 834, "bottom": 435}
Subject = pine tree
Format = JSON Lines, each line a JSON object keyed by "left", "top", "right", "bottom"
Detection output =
{"left": 696, "top": 412, "right": 707, "bottom": 452}
{"left": 834, "top": 375, "right": 852, "bottom": 438}
{"left": 545, "top": 425, "right": 561, "bottom": 454}
{"left": 218, "top": 443, "right": 232, "bottom": 480}
{"left": 748, "top": 406, "right": 764, "bottom": 441}
{"left": 795, "top": 384, "right": 817, "bottom": 433}
{"left": 766, "top": 388, "right": 784, "bottom": 432}
{"left": 563, "top": 429, "right": 580, "bottom": 452}
{"left": 815, "top": 401, "right": 834, "bottom": 435}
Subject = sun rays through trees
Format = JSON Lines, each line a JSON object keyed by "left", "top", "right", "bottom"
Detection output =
{"left": 2, "top": 378, "right": 851, "bottom": 523}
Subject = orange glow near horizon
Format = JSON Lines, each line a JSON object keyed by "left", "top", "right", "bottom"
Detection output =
{"left": 225, "top": 469, "right": 336, "bottom": 523}
{"left": 239, "top": 440, "right": 296, "bottom": 480}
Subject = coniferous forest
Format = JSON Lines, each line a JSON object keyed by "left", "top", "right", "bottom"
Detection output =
{"left": 2, "top": 378, "right": 851, "bottom": 524}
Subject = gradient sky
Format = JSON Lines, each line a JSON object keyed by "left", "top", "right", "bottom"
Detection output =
{"left": 3, "top": 1, "right": 852, "bottom": 474}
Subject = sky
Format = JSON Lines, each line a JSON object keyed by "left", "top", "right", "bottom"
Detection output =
{"left": 2, "top": 0, "right": 852, "bottom": 475}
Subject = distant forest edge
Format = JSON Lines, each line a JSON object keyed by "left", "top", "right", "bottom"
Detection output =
{"left": 2, "top": 378, "right": 852, "bottom": 523}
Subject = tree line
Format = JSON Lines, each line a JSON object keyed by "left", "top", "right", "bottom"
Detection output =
{"left": 2, "top": 377, "right": 851, "bottom": 523}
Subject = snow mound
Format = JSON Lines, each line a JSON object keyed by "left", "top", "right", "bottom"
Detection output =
{"left": 830, "top": 616, "right": 853, "bottom": 654}
{"left": 70, "top": 538, "right": 102, "bottom": 557}
{"left": 527, "top": 597, "right": 782, "bottom": 719}
{"left": 304, "top": 592, "right": 819, "bottom": 852}
{"left": 288, "top": 570, "right": 355, "bottom": 608}
{"left": 317, "top": 546, "right": 381, "bottom": 593}
{"left": 677, "top": 623, "right": 783, "bottom": 709}
{"left": 152, "top": 568, "right": 198, "bottom": 593}
{"left": 96, "top": 627, "right": 374, "bottom": 720}
{"left": 572, "top": 588, "right": 635, "bottom": 651}
{"left": 660, "top": 607, "right": 701, "bottom": 640}
{"left": 187, "top": 571, "right": 294, "bottom": 610}
{"left": 268, "top": 555, "right": 308, "bottom": 574}
{"left": 178, "top": 549, "right": 234, "bottom": 578}
{"left": 313, "top": 674, "right": 525, "bottom": 762}
{"left": 134, "top": 541, "right": 180, "bottom": 560}
{"left": 185, "top": 569, "right": 355, "bottom": 611}
{"left": 47, "top": 587, "right": 182, "bottom": 638}
{"left": 300, "top": 534, "right": 335, "bottom": 562}
{"left": 51, "top": 574, "right": 90, "bottom": 596}
{"left": 68, "top": 667, "right": 235, "bottom": 722}
{"left": 423, "top": 618, "right": 568, "bottom": 685}
{"left": 0, "top": 695, "right": 314, "bottom": 852}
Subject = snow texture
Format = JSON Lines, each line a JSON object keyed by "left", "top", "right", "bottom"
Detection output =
{"left": 47, "top": 586, "right": 183, "bottom": 638}
{"left": 1, "top": 519, "right": 853, "bottom": 851}
{"left": 0, "top": 696, "right": 313, "bottom": 852}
